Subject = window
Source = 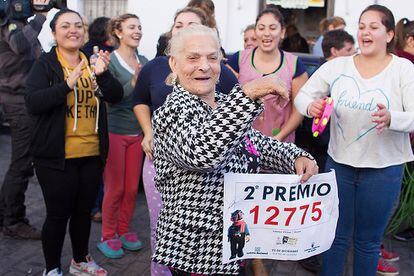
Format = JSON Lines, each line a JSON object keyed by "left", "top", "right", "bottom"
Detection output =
{"left": 83, "top": 0, "right": 128, "bottom": 20}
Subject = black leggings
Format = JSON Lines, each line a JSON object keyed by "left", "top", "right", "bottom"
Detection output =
{"left": 35, "top": 157, "right": 102, "bottom": 272}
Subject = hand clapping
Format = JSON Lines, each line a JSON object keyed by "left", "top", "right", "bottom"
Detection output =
{"left": 94, "top": 50, "right": 110, "bottom": 76}
{"left": 66, "top": 60, "right": 84, "bottom": 89}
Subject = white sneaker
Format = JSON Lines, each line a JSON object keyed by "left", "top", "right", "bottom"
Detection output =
{"left": 69, "top": 255, "right": 107, "bottom": 276}
{"left": 43, "top": 268, "right": 63, "bottom": 276}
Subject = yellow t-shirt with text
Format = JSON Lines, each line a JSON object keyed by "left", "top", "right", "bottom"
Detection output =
{"left": 57, "top": 48, "right": 100, "bottom": 159}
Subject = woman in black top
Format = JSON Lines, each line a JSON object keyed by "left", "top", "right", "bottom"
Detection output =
{"left": 25, "top": 9, "right": 122, "bottom": 276}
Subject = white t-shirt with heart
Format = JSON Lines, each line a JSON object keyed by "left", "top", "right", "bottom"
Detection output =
{"left": 295, "top": 54, "right": 414, "bottom": 168}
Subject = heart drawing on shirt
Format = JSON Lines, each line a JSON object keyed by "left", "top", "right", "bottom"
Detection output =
{"left": 331, "top": 74, "right": 390, "bottom": 147}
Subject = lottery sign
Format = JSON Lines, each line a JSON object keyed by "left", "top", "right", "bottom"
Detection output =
{"left": 223, "top": 170, "right": 338, "bottom": 263}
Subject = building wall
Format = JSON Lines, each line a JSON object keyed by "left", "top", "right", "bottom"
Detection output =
{"left": 128, "top": 0, "right": 258, "bottom": 58}
{"left": 38, "top": 0, "right": 258, "bottom": 58}
{"left": 37, "top": 1, "right": 414, "bottom": 57}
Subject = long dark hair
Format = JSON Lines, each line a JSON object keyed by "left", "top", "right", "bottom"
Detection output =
{"left": 359, "top": 5, "right": 395, "bottom": 53}
{"left": 50, "top": 8, "right": 83, "bottom": 32}
{"left": 255, "top": 6, "right": 285, "bottom": 29}
{"left": 395, "top": 18, "right": 414, "bottom": 50}
{"left": 88, "top": 17, "right": 110, "bottom": 44}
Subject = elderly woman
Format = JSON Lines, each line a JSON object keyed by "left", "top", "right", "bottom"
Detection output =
{"left": 152, "top": 24, "right": 317, "bottom": 275}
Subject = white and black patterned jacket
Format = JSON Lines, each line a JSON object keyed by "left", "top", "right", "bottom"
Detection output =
{"left": 152, "top": 84, "right": 312, "bottom": 274}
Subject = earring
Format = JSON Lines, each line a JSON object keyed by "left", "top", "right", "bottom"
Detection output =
{"left": 118, "top": 35, "right": 123, "bottom": 40}
{"left": 171, "top": 73, "right": 177, "bottom": 85}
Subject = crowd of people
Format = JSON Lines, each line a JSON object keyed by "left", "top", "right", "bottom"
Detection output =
{"left": 0, "top": 1, "right": 413, "bottom": 276}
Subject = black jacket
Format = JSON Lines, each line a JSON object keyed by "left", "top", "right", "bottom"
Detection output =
{"left": 0, "top": 14, "right": 45, "bottom": 103}
{"left": 25, "top": 47, "right": 123, "bottom": 170}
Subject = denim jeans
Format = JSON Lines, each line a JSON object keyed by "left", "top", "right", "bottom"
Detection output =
{"left": 321, "top": 156, "right": 403, "bottom": 276}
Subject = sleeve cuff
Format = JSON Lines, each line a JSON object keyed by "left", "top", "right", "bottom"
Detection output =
{"left": 294, "top": 92, "right": 314, "bottom": 118}
{"left": 291, "top": 151, "right": 316, "bottom": 172}
{"left": 96, "top": 70, "right": 111, "bottom": 83}
{"left": 386, "top": 109, "right": 414, "bottom": 133}
{"left": 31, "top": 14, "right": 47, "bottom": 32}
{"left": 235, "top": 83, "right": 264, "bottom": 110}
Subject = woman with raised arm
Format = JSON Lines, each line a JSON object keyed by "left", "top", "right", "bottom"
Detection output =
{"left": 152, "top": 24, "right": 317, "bottom": 275}
{"left": 132, "top": 7, "right": 237, "bottom": 276}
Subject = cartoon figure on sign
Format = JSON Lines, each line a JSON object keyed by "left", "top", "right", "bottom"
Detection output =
{"left": 228, "top": 210, "right": 250, "bottom": 259}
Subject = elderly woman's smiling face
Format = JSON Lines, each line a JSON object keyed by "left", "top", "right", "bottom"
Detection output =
{"left": 169, "top": 34, "right": 221, "bottom": 98}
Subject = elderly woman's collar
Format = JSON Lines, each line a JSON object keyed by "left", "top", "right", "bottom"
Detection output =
{"left": 173, "top": 84, "right": 223, "bottom": 106}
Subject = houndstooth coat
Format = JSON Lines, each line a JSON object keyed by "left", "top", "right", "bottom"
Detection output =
{"left": 152, "top": 84, "right": 312, "bottom": 274}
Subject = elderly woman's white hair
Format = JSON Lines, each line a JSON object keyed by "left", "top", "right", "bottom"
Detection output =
{"left": 165, "top": 24, "right": 223, "bottom": 85}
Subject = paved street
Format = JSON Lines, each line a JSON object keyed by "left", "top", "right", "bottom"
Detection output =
{"left": 0, "top": 126, "right": 413, "bottom": 276}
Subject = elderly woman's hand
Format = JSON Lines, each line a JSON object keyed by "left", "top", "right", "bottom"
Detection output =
{"left": 242, "top": 75, "right": 289, "bottom": 102}
{"left": 295, "top": 156, "right": 319, "bottom": 183}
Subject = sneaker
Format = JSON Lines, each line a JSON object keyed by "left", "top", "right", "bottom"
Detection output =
{"left": 377, "top": 258, "right": 399, "bottom": 275}
{"left": 120, "top": 232, "right": 143, "bottom": 251}
{"left": 97, "top": 238, "right": 124, "bottom": 258}
{"left": 43, "top": 268, "right": 63, "bottom": 276}
{"left": 69, "top": 255, "right": 107, "bottom": 276}
{"left": 393, "top": 227, "right": 414, "bottom": 242}
{"left": 380, "top": 245, "right": 400, "bottom": 261}
{"left": 3, "top": 221, "right": 41, "bottom": 240}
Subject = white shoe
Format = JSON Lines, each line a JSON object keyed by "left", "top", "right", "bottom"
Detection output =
{"left": 43, "top": 268, "right": 63, "bottom": 276}
{"left": 69, "top": 255, "right": 107, "bottom": 276}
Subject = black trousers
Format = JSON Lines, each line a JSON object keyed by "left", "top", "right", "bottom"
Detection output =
{"left": 230, "top": 234, "right": 245, "bottom": 258}
{"left": 0, "top": 103, "right": 33, "bottom": 226}
{"left": 35, "top": 156, "right": 102, "bottom": 271}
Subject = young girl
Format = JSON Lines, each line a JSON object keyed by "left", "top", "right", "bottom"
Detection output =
{"left": 25, "top": 9, "right": 122, "bottom": 276}
{"left": 295, "top": 5, "right": 414, "bottom": 275}
{"left": 392, "top": 16, "right": 414, "bottom": 244}
{"left": 97, "top": 13, "right": 148, "bottom": 259}
{"left": 227, "top": 7, "right": 308, "bottom": 143}
{"left": 395, "top": 17, "right": 414, "bottom": 63}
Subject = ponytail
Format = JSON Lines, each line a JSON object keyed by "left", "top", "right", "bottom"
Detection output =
{"left": 395, "top": 18, "right": 414, "bottom": 50}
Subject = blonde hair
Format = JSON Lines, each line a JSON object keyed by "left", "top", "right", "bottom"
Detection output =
{"left": 165, "top": 7, "right": 208, "bottom": 40}
{"left": 165, "top": 24, "right": 222, "bottom": 85}
{"left": 244, "top": 24, "right": 255, "bottom": 34}
{"left": 186, "top": 0, "right": 216, "bottom": 28}
{"left": 319, "top": 16, "right": 346, "bottom": 34}
{"left": 108, "top": 13, "right": 139, "bottom": 46}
